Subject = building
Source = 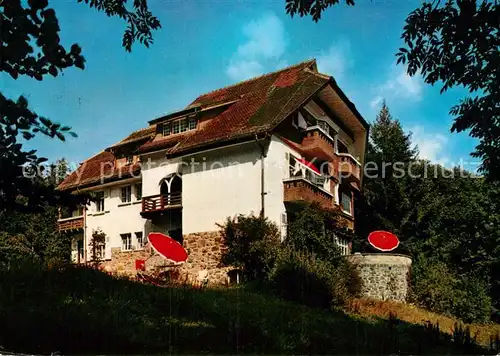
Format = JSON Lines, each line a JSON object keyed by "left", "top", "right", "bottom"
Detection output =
{"left": 57, "top": 59, "right": 369, "bottom": 282}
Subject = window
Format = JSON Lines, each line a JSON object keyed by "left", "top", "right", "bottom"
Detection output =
{"left": 126, "top": 155, "right": 133, "bottom": 164}
{"left": 162, "top": 117, "right": 197, "bottom": 136}
{"left": 121, "top": 233, "right": 132, "bottom": 251}
{"left": 162, "top": 122, "right": 171, "bottom": 136}
{"left": 179, "top": 118, "right": 189, "bottom": 132}
{"left": 172, "top": 120, "right": 180, "bottom": 134}
{"left": 135, "top": 232, "right": 144, "bottom": 248}
{"left": 95, "top": 191, "right": 105, "bottom": 212}
{"left": 335, "top": 235, "right": 350, "bottom": 256}
{"left": 96, "top": 244, "right": 106, "bottom": 260}
{"left": 188, "top": 117, "right": 197, "bottom": 130}
{"left": 280, "top": 212, "right": 288, "bottom": 241}
{"left": 135, "top": 184, "right": 142, "bottom": 200}
{"left": 341, "top": 191, "right": 352, "bottom": 215}
{"left": 121, "top": 186, "right": 131, "bottom": 203}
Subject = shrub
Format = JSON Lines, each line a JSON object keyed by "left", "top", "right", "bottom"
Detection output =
{"left": 285, "top": 202, "right": 345, "bottom": 264}
{"left": 270, "top": 247, "right": 362, "bottom": 308}
{"left": 411, "top": 257, "right": 492, "bottom": 323}
{"left": 219, "top": 214, "right": 280, "bottom": 281}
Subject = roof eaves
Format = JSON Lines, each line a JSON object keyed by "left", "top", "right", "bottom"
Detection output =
{"left": 148, "top": 105, "right": 201, "bottom": 125}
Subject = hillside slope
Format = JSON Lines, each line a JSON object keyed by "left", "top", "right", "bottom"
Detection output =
{"left": 0, "top": 266, "right": 495, "bottom": 355}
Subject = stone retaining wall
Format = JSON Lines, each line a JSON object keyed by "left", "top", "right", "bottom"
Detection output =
{"left": 100, "top": 231, "right": 232, "bottom": 286}
{"left": 347, "top": 253, "right": 412, "bottom": 302}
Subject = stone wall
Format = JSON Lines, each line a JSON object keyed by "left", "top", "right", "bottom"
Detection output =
{"left": 347, "top": 253, "right": 412, "bottom": 302}
{"left": 179, "top": 231, "right": 234, "bottom": 285}
{"left": 100, "top": 231, "right": 233, "bottom": 286}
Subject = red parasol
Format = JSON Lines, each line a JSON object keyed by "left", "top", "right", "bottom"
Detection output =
{"left": 148, "top": 232, "right": 188, "bottom": 264}
{"left": 368, "top": 230, "right": 400, "bottom": 252}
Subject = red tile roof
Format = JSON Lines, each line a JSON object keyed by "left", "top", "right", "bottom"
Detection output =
{"left": 140, "top": 59, "right": 329, "bottom": 156}
{"left": 58, "top": 151, "right": 140, "bottom": 190}
{"left": 59, "top": 59, "right": 332, "bottom": 190}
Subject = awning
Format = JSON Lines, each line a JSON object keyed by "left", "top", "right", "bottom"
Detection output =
{"left": 296, "top": 157, "right": 320, "bottom": 174}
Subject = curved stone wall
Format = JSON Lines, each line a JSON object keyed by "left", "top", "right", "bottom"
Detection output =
{"left": 346, "top": 253, "right": 412, "bottom": 302}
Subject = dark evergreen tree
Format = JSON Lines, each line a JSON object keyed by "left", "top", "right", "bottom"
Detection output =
{"left": 355, "top": 102, "right": 417, "bottom": 247}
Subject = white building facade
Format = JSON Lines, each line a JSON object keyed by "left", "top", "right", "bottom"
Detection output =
{"left": 58, "top": 60, "right": 368, "bottom": 281}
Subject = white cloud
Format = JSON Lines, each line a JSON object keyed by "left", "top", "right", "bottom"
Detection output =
{"left": 226, "top": 60, "right": 263, "bottom": 82}
{"left": 370, "top": 96, "right": 383, "bottom": 108}
{"left": 316, "top": 41, "right": 353, "bottom": 82}
{"left": 410, "top": 125, "right": 450, "bottom": 165}
{"left": 370, "top": 64, "right": 423, "bottom": 108}
{"left": 226, "top": 13, "right": 287, "bottom": 81}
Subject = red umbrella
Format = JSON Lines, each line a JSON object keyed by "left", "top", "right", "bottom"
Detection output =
{"left": 148, "top": 233, "right": 188, "bottom": 264}
{"left": 368, "top": 230, "right": 400, "bottom": 252}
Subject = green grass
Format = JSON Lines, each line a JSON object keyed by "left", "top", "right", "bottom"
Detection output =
{"left": 0, "top": 265, "right": 494, "bottom": 354}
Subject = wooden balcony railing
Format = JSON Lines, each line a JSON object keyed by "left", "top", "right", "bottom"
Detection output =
{"left": 301, "top": 126, "right": 336, "bottom": 161}
{"left": 141, "top": 192, "right": 182, "bottom": 214}
{"left": 58, "top": 216, "right": 84, "bottom": 232}
{"left": 283, "top": 178, "right": 333, "bottom": 209}
{"left": 338, "top": 153, "right": 361, "bottom": 182}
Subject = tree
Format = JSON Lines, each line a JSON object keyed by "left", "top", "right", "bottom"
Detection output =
{"left": 219, "top": 214, "right": 280, "bottom": 281}
{"left": 0, "top": 0, "right": 160, "bottom": 214}
{"left": 0, "top": 159, "right": 74, "bottom": 267}
{"left": 285, "top": 0, "right": 500, "bottom": 180}
{"left": 89, "top": 229, "right": 107, "bottom": 267}
{"left": 355, "top": 103, "right": 417, "bottom": 246}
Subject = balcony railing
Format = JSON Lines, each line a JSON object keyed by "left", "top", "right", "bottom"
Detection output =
{"left": 58, "top": 216, "right": 84, "bottom": 232}
{"left": 141, "top": 192, "right": 182, "bottom": 214}
{"left": 338, "top": 153, "right": 361, "bottom": 182}
{"left": 301, "top": 126, "right": 336, "bottom": 161}
{"left": 285, "top": 162, "right": 333, "bottom": 209}
{"left": 284, "top": 178, "right": 334, "bottom": 209}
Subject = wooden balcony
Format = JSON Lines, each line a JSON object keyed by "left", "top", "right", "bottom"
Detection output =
{"left": 301, "top": 126, "right": 336, "bottom": 161}
{"left": 283, "top": 178, "right": 333, "bottom": 209}
{"left": 141, "top": 192, "right": 182, "bottom": 218}
{"left": 58, "top": 216, "right": 84, "bottom": 232}
{"left": 338, "top": 153, "right": 361, "bottom": 183}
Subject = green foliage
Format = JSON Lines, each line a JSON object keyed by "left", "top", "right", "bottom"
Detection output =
{"left": 270, "top": 247, "right": 361, "bottom": 308}
{"left": 219, "top": 214, "right": 280, "bottom": 281}
{"left": 0, "top": 264, "right": 490, "bottom": 355}
{"left": 397, "top": 0, "right": 500, "bottom": 179}
{"left": 285, "top": 202, "right": 346, "bottom": 264}
{"left": 410, "top": 256, "right": 492, "bottom": 324}
{"left": 355, "top": 104, "right": 499, "bottom": 322}
{"left": 270, "top": 248, "right": 337, "bottom": 308}
{"left": 1, "top": 0, "right": 159, "bottom": 214}
{"left": 0, "top": 159, "right": 73, "bottom": 267}
{"left": 89, "top": 229, "right": 107, "bottom": 266}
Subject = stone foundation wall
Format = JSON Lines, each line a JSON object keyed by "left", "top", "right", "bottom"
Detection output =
{"left": 100, "top": 231, "right": 232, "bottom": 286}
{"left": 347, "top": 253, "right": 412, "bottom": 302}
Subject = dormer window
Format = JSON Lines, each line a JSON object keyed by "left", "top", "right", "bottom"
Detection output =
{"left": 162, "top": 115, "right": 197, "bottom": 136}
{"left": 162, "top": 122, "right": 171, "bottom": 136}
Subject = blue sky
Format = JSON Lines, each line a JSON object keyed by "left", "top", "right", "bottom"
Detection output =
{"left": 2, "top": 0, "right": 480, "bottom": 171}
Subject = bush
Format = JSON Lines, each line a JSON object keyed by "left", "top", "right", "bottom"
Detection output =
{"left": 411, "top": 258, "right": 492, "bottom": 323}
{"left": 285, "top": 202, "right": 345, "bottom": 264}
{"left": 269, "top": 248, "right": 362, "bottom": 308}
{"left": 219, "top": 214, "right": 280, "bottom": 281}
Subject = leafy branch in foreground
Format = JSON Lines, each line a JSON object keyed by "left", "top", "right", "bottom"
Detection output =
{"left": 397, "top": 0, "right": 500, "bottom": 179}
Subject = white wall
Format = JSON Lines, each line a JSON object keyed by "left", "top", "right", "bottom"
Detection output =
{"left": 84, "top": 180, "right": 145, "bottom": 259}
{"left": 141, "top": 152, "right": 182, "bottom": 197}
{"left": 181, "top": 142, "right": 263, "bottom": 234}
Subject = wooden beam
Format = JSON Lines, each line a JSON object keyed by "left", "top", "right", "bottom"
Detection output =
{"left": 312, "top": 97, "right": 355, "bottom": 141}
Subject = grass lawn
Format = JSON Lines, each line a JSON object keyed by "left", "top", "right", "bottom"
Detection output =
{"left": 0, "top": 265, "right": 496, "bottom": 354}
